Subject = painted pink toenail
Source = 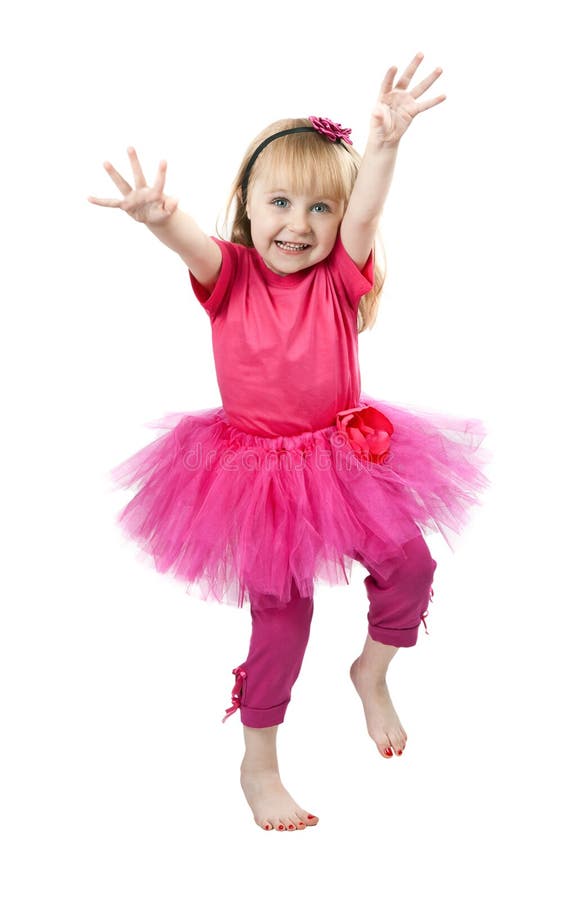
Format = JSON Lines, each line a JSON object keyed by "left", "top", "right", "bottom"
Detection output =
{"left": 278, "top": 825, "right": 285, "bottom": 830}
{"left": 264, "top": 825, "right": 271, "bottom": 830}
{"left": 384, "top": 747, "right": 393, "bottom": 756}
{"left": 288, "top": 825, "right": 295, "bottom": 830}
{"left": 307, "top": 814, "right": 315, "bottom": 819}
{"left": 397, "top": 750, "right": 403, "bottom": 755}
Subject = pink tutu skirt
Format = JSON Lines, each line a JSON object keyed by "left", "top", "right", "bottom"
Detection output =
{"left": 109, "top": 392, "right": 491, "bottom": 609}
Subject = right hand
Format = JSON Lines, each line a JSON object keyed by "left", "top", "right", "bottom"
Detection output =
{"left": 87, "top": 146, "right": 179, "bottom": 224}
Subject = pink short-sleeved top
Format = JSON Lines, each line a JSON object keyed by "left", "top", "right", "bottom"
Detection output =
{"left": 188, "top": 232, "right": 374, "bottom": 437}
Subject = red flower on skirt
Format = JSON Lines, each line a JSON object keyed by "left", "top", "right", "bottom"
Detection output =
{"left": 335, "top": 405, "right": 394, "bottom": 463}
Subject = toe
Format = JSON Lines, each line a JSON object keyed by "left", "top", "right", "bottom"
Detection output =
{"left": 260, "top": 820, "right": 273, "bottom": 831}
{"left": 392, "top": 734, "right": 406, "bottom": 754}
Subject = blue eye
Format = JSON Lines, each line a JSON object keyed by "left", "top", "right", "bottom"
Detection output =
{"left": 271, "top": 198, "right": 289, "bottom": 208}
{"left": 312, "top": 202, "right": 330, "bottom": 213}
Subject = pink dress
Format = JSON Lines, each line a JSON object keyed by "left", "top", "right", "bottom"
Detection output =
{"left": 109, "top": 233, "right": 490, "bottom": 609}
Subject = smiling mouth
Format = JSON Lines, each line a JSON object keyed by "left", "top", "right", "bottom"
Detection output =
{"left": 275, "top": 240, "right": 311, "bottom": 253}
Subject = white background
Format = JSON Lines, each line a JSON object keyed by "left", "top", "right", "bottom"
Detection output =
{"left": 1, "top": 0, "right": 585, "bottom": 897}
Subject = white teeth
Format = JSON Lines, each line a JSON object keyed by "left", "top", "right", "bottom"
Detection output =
{"left": 276, "top": 241, "right": 309, "bottom": 251}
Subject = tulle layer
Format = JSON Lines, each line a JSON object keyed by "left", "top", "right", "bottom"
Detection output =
{"left": 109, "top": 392, "right": 491, "bottom": 609}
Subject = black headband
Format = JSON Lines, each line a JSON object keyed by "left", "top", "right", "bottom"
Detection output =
{"left": 240, "top": 118, "right": 353, "bottom": 207}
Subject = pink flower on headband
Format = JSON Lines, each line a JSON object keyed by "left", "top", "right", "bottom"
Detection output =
{"left": 308, "top": 116, "right": 353, "bottom": 145}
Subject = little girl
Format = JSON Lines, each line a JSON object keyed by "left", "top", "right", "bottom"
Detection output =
{"left": 89, "top": 53, "right": 490, "bottom": 833}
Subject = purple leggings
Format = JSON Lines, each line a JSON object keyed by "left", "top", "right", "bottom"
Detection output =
{"left": 222, "top": 534, "right": 437, "bottom": 728}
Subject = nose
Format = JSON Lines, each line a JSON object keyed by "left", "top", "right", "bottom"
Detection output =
{"left": 287, "top": 209, "right": 312, "bottom": 236}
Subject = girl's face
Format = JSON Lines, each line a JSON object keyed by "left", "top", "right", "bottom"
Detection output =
{"left": 245, "top": 170, "right": 345, "bottom": 276}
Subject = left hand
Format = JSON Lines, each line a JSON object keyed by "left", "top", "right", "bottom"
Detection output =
{"left": 370, "top": 53, "right": 446, "bottom": 147}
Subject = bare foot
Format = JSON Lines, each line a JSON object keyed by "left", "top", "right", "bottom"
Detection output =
{"left": 349, "top": 658, "right": 408, "bottom": 758}
{"left": 240, "top": 764, "right": 320, "bottom": 831}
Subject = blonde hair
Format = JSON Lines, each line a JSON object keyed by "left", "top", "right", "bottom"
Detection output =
{"left": 217, "top": 117, "right": 386, "bottom": 334}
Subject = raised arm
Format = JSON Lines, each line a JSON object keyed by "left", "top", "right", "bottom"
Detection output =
{"left": 88, "top": 147, "right": 222, "bottom": 292}
{"left": 340, "top": 53, "right": 446, "bottom": 270}
{"left": 147, "top": 208, "right": 222, "bottom": 293}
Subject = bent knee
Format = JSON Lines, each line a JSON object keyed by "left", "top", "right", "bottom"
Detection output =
{"left": 397, "top": 534, "right": 437, "bottom": 586}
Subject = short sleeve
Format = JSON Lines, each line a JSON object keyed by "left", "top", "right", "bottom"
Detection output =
{"left": 327, "top": 231, "right": 375, "bottom": 309}
{"left": 188, "top": 236, "right": 237, "bottom": 320}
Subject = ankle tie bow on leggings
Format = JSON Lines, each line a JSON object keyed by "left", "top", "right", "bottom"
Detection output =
{"left": 420, "top": 586, "right": 435, "bottom": 635}
{"left": 222, "top": 667, "right": 247, "bottom": 723}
